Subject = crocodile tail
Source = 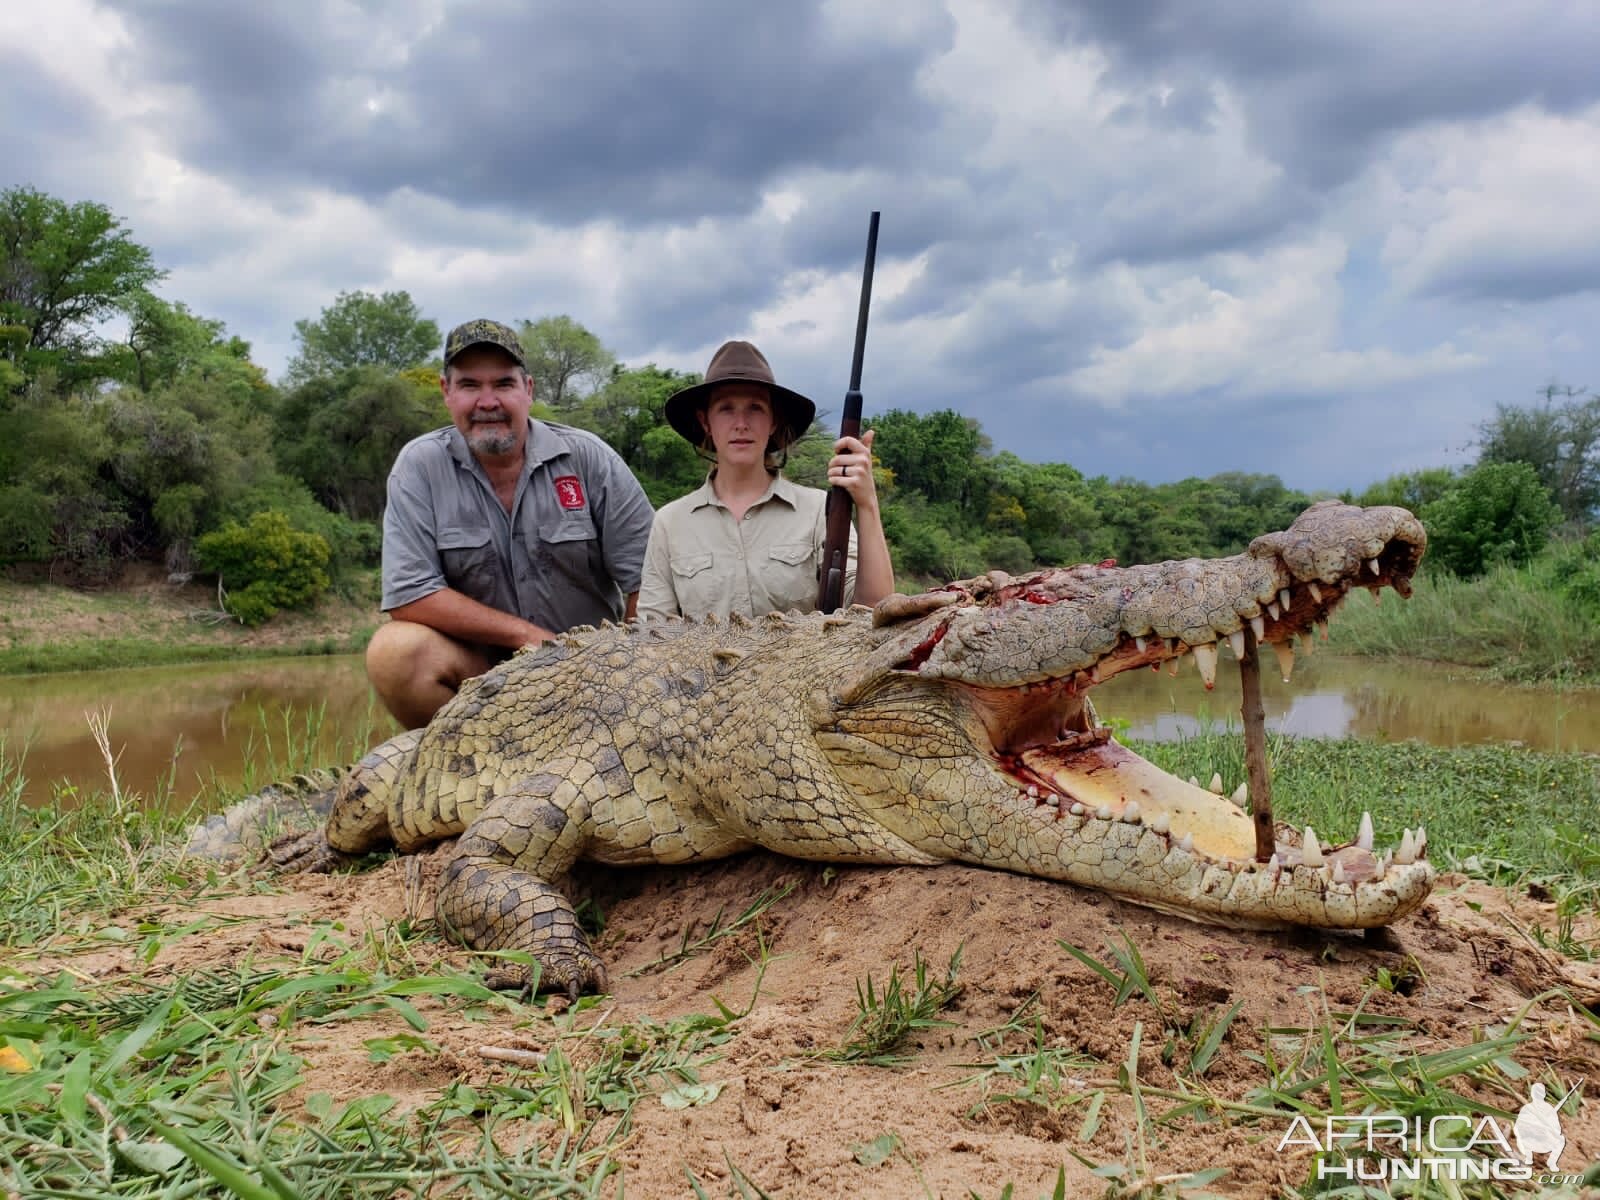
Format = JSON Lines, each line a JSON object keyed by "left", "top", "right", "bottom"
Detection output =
{"left": 182, "top": 767, "right": 346, "bottom": 862}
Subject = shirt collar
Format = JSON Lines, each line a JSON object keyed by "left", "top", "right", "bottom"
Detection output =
{"left": 690, "top": 471, "right": 801, "bottom": 512}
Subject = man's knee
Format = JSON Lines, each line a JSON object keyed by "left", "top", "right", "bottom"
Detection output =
{"left": 366, "top": 621, "right": 492, "bottom": 728}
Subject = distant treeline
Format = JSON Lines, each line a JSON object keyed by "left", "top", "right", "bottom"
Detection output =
{"left": 3, "top": 185, "right": 1597, "bottom": 624}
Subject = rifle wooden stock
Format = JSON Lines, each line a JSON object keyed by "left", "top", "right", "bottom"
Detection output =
{"left": 817, "top": 211, "right": 879, "bottom": 612}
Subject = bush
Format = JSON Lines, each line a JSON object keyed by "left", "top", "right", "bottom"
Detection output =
{"left": 223, "top": 474, "right": 381, "bottom": 576}
{"left": 1420, "top": 462, "right": 1561, "bottom": 577}
{"left": 1545, "top": 530, "right": 1600, "bottom": 618}
{"left": 195, "top": 510, "right": 331, "bottom": 625}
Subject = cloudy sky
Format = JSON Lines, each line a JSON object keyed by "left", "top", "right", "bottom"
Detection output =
{"left": 5, "top": 1, "right": 1599, "bottom": 492}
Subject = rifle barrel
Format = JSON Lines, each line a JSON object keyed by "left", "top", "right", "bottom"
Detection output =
{"left": 817, "top": 211, "right": 880, "bottom": 613}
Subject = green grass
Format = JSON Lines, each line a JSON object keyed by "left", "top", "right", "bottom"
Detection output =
{"left": 827, "top": 948, "right": 965, "bottom": 1066}
{"left": 1128, "top": 728, "right": 1600, "bottom": 890}
{"left": 2, "top": 713, "right": 1597, "bottom": 1197}
{"left": 0, "top": 570, "right": 380, "bottom": 676}
{"left": 1327, "top": 557, "right": 1600, "bottom": 684}
{"left": 0, "top": 630, "right": 373, "bottom": 677}
{"left": 0, "top": 745, "right": 767, "bottom": 1196}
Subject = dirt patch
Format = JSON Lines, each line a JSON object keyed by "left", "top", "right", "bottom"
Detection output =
{"left": 0, "top": 570, "right": 377, "bottom": 659}
{"left": 58, "top": 853, "right": 1600, "bottom": 1198}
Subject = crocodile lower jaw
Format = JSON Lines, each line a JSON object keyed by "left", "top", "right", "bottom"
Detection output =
{"left": 997, "top": 730, "right": 1434, "bottom": 928}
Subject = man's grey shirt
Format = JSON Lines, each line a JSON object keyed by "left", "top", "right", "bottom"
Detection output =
{"left": 381, "top": 419, "right": 654, "bottom": 634}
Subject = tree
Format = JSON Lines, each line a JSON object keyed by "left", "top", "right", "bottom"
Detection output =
{"left": 0, "top": 186, "right": 162, "bottom": 383}
{"left": 869, "top": 409, "right": 989, "bottom": 512}
{"left": 274, "top": 366, "right": 445, "bottom": 519}
{"left": 116, "top": 290, "right": 265, "bottom": 394}
{"left": 285, "top": 290, "right": 439, "bottom": 384}
{"left": 1352, "top": 467, "right": 1458, "bottom": 513}
{"left": 519, "top": 316, "right": 614, "bottom": 408}
{"left": 1477, "top": 386, "right": 1600, "bottom": 524}
{"left": 1420, "top": 462, "right": 1561, "bottom": 577}
{"left": 561, "top": 363, "right": 702, "bottom": 504}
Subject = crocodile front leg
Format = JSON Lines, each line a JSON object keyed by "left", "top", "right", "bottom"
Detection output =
{"left": 436, "top": 758, "right": 605, "bottom": 998}
{"left": 266, "top": 730, "right": 425, "bottom": 873}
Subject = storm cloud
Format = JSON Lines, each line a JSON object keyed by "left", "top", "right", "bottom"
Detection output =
{"left": 5, "top": 0, "right": 1600, "bottom": 490}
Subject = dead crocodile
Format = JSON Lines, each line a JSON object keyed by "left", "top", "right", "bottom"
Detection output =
{"left": 240, "top": 500, "right": 1431, "bottom": 996}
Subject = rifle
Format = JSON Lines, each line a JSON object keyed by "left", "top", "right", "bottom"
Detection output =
{"left": 817, "top": 211, "right": 880, "bottom": 612}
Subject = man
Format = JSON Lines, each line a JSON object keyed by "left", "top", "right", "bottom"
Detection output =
{"left": 368, "top": 318, "right": 654, "bottom": 728}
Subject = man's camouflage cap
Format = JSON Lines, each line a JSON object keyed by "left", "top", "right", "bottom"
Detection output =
{"left": 443, "top": 319, "right": 527, "bottom": 369}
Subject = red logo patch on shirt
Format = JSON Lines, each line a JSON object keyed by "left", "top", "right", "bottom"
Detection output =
{"left": 553, "top": 475, "right": 586, "bottom": 510}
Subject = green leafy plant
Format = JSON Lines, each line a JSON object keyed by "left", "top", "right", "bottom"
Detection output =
{"left": 196, "top": 510, "right": 332, "bottom": 625}
{"left": 828, "top": 947, "right": 964, "bottom": 1065}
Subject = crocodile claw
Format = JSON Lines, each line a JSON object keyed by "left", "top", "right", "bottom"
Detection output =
{"left": 262, "top": 828, "right": 357, "bottom": 875}
{"left": 540, "top": 948, "right": 609, "bottom": 999}
{"left": 483, "top": 948, "right": 608, "bottom": 1000}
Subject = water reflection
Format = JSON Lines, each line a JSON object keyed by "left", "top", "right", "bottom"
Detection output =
{"left": 1101, "top": 656, "right": 1599, "bottom": 752}
{"left": 1, "top": 656, "right": 397, "bottom": 808}
{"left": 1, "top": 653, "right": 1595, "bottom": 809}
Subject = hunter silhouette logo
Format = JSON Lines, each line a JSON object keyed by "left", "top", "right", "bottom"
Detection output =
{"left": 553, "top": 476, "right": 585, "bottom": 510}
{"left": 1514, "top": 1083, "right": 1565, "bottom": 1169}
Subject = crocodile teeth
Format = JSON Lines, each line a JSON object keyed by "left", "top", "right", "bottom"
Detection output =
{"left": 1096, "top": 804, "right": 1113, "bottom": 821}
{"left": 1267, "top": 600, "right": 1281, "bottom": 620}
{"left": 1230, "top": 782, "right": 1249, "bottom": 807}
{"left": 1228, "top": 631, "right": 1246, "bottom": 660}
{"left": 1148, "top": 813, "right": 1169, "bottom": 834}
{"left": 1372, "top": 858, "right": 1386, "bottom": 881}
{"left": 1272, "top": 640, "right": 1294, "bottom": 683}
{"left": 1302, "top": 827, "right": 1324, "bottom": 868}
{"left": 1027, "top": 784, "right": 1039, "bottom": 798}
{"left": 1208, "top": 772, "right": 1225, "bottom": 794}
{"left": 1069, "top": 802, "right": 1086, "bottom": 817}
{"left": 1193, "top": 643, "right": 1218, "bottom": 689}
{"left": 1367, "top": 558, "right": 1380, "bottom": 576}
{"left": 1308, "top": 581, "right": 1323, "bottom": 604}
{"left": 1122, "top": 800, "right": 1141, "bottom": 824}
{"left": 1395, "top": 828, "right": 1417, "bottom": 865}
{"left": 1178, "top": 833, "right": 1194, "bottom": 853}
{"left": 1357, "top": 811, "right": 1374, "bottom": 852}
{"left": 1331, "top": 860, "right": 1347, "bottom": 884}
{"left": 1135, "top": 635, "right": 1147, "bottom": 653}
{"left": 1267, "top": 854, "right": 1282, "bottom": 882}
{"left": 1417, "top": 824, "right": 1427, "bottom": 856}
{"left": 1250, "top": 615, "right": 1265, "bottom": 641}
{"left": 1188, "top": 775, "right": 1200, "bottom": 787}
{"left": 1279, "top": 588, "right": 1291, "bottom": 609}
{"left": 1168, "top": 650, "right": 1182, "bottom": 677}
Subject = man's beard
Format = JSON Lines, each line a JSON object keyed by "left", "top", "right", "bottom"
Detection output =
{"left": 466, "top": 419, "right": 518, "bottom": 456}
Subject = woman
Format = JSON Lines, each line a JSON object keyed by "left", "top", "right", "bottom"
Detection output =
{"left": 638, "top": 340, "right": 894, "bottom": 621}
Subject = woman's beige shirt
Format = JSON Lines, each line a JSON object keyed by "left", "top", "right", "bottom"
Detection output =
{"left": 638, "top": 474, "right": 858, "bottom": 621}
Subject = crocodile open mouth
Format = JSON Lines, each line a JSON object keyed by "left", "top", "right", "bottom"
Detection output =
{"left": 874, "top": 501, "right": 1434, "bottom": 922}
{"left": 972, "top": 684, "right": 1425, "bottom": 889}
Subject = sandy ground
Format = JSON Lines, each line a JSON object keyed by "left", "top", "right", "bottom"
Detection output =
{"left": 0, "top": 567, "right": 374, "bottom": 655}
{"left": 52, "top": 845, "right": 1600, "bottom": 1199}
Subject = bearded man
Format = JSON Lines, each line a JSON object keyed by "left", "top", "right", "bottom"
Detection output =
{"left": 368, "top": 319, "right": 653, "bottom": 728}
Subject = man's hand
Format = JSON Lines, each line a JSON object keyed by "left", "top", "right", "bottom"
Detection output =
{"left": 517, "top": 621, "right": 556, "bottom": 649}
{"left": 390, "top": 589, "right": 554, "bottom": 652}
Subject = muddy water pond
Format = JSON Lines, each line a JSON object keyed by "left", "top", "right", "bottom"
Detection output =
{"left": 2, "top": 654, "right": 1597, "bottom": 808}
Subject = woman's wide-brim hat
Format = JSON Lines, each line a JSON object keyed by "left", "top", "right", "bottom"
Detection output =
{"left": 663, "top": 341, "right": 817, "bottom": 448}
